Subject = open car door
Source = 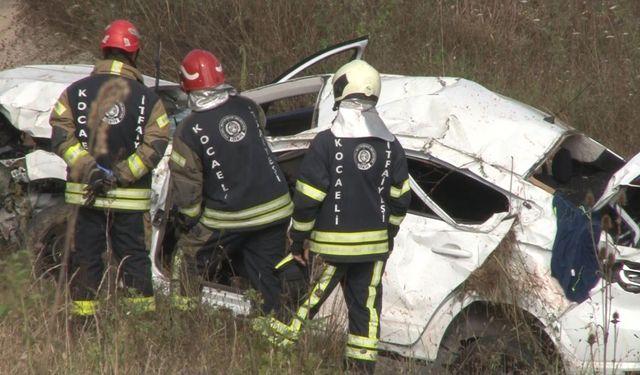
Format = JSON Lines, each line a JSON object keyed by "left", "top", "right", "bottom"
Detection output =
{"left": 271, "top": 36, "right": 368, "bottom": 83}
{"left": 242, "top": 36, "right": 369, "bottom": 137}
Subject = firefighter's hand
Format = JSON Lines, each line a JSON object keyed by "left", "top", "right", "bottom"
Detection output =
{"left": 83, "top": 166, "right": 117, "bottom": 206}
{"left": 291, "top": 240, "right": 309, "bottom": 266}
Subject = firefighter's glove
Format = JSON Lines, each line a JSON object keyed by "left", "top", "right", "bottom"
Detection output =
{"left": 83, "top": 166, "right": 117, "bottom": 206}
{"left": 176, "top": 213, "right": 200, "bottom": 233}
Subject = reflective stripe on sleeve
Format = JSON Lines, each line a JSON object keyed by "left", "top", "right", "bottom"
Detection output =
{"left": 311, "top": 230, "right": 387, "bottom": 244}
{"left": 295, "top": 180, "right": 326, "bottom": 202}
{"left": 54, "top": 100, "right": 67, "bottom": 116}
{"left": 389, "top": 214, "right": 405, "bottom": 226}
{"left": 390, "top": 178, "right": 410, "bottom": 198}
{"left": 292, "top": 218, "right": 315, "bottom": 232}
{"left": 156, "top": 113, "right": 170, "bottom": 128}
{"left": 62, "top": 142, "right": 89, "bottom": 167}
{"left": 179, "top": 202, "right": 202, "bottom": 218}
{"left": 127, "top": 153, "right": 149, "bottom": 179}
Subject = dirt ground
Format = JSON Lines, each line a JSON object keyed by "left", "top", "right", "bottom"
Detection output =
{"left": 0, "top": 0, "right": 93, "bottom": 70}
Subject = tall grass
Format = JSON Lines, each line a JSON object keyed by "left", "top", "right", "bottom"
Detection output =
{"left": 20, "top": 0, "right": 640, "bottom": 157}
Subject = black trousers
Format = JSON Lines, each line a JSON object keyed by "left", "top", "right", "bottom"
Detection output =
{"left": 291, "top": 260, "right": 386, "bottom": 368}
{"left": 71, "top": 207, "right": 153, "bottom": 301}
{"left": 173, "top": 222, "right": 287, "bottom": 314}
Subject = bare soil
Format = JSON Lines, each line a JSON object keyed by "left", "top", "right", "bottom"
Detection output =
{"left": 0, "top": 0, "right": 93, "bottom": 70}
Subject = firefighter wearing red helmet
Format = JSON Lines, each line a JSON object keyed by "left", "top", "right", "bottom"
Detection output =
{"left": 169, "top": 50, "right": 292, "bottom": 314}
{"left": 49, "top": 19, "right": 169, "bottom": 317}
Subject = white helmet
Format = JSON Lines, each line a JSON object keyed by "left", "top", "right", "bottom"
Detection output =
{"left": 332, "top": 59, "right": 381, "bottom": 110}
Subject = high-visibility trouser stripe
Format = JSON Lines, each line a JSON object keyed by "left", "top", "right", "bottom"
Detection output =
{"left": 203, "top": 193, "right": 291, "bottom": 220}
{"left": 295, "top": 180, "right": 326, "bottom": 202}
{"left": 274, "top": 253, "right": 294, "bottom": 270}
{"left": 366, "top": 261, "right": 384, "bottom": 340}
{"left": 66, "top": 182, "right": 151, "bottom": 199}
{"left": 390, "top": 178, "right": 410, "bottom": 198}
{"left": 71, "top": 300, "right": 98, "bottom": 316}
{"left": 111, "top": 60, "right": 123, "bottom": 74}
{"left": 292, "top": 218, "right": 315, "bottom": 231}
{"left": 179, "top": 202, "right": 202, "bottom": 218}
{"left": 65, "top": 192, "right": 150, "bottom": 210}
{"left": 200, "top": 202, "right": 293, "bottom": 229}
{"left": 295, "top": 264, "right": 337, "bottom": 323}
{"left": 389, "top": 214, "right": 405, "bottom": 226}
{"left": 171, "top": 295, "right": 199, "bottom": 311}
{"left": 128, "top": 153, "right": 149, "bottom": 179}
{"left": 345, "top": 346, "right": 377, "bottom": 362}
{"left": 269, "top": 317, "right": 299, "bottom": 341}
{"left": 347, "top": 334, "right": 378, "bottom": 350}
{"left": 123, "top": 296, "right": 156, "bottom": 313}
{"left": 62, "top": 142, "right": 89, "bottom": 167}
{"left": 311, "top": 230, "right": 388, "bottom": 244}
{"left": 310, "top": 242, "right": 388, "bottom": 256}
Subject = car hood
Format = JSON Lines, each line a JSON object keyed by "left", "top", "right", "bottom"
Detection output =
{"left": 0, "top": 64, "right": 175, "bottom": 138}
{"left": 310, "top": 76, "right": 569, "bottom": 177}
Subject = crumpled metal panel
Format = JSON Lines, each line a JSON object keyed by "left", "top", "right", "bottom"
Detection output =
{"left": 315, "top": 75, "right": 568, "bottom": 177}
{"left": 25, "top": 150, "right": 67, "bottom": 181}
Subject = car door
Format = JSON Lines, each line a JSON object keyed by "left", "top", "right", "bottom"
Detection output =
{"left": 379, "top": 155, "right": 516, "bottom": 346}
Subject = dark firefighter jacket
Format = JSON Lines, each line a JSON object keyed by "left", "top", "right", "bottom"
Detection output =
{"left": 169, "top": 94, "right": 292, "bottom": 231}
{"left": 290, "top": 129, "right": 410, "bottom": 263}
{"left": 50, "top": 59, "right": 170, "bottom": 211}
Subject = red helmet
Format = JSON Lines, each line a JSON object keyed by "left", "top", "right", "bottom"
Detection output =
{"left": 101, "top": 20, "right": 140, "bottom": 53}
{"left": 179, "top": 50, "right": 225, "bottom": 92}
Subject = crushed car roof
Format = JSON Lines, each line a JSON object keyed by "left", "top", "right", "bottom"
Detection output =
{"left": 0, "top": 65, "right": 175, "bottom": 138}
{"left": 312, "top": 76, "right": 571, "bottom": 177}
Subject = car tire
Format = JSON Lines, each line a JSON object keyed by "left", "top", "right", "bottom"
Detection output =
{"left": 29, "top": 204, "right": 71, "bottom": 278}
{"left": 438, "top": 312, "right": 564, "bottom": 374}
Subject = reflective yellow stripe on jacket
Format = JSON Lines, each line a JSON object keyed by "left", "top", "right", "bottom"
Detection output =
{"left": 309, "top": 229, "right": 389, "bottom": 257}
{"left": 200, "top": 193, "right": 292, "bottom": 229}
{"left": 65, "top": 182, "right": 151, "bottom": 211}
{"left": 390, "top": 178, "right": 410, "bottom": 198}
{"left": 62, "top": 142, "right": 89, "bottom": 167}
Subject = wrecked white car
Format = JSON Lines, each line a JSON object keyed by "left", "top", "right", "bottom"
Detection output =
{"left": 1, "top": 37, "right": 640, "bottom": 373}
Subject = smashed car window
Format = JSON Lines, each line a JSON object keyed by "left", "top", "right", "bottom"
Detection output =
{"left": 408, "top": 158, "right": 509, "bottom": 224}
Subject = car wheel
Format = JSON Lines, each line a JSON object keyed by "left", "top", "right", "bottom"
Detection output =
{"left": 29, "top": 204, "right": 71, "bottom": 277}
{"left": 438, "top": 311, "right": 563, "bottom": 374}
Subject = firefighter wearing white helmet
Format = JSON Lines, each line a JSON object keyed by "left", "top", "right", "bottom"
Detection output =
{"left": 257, "top": 59, "right": 410, "bottom": 374}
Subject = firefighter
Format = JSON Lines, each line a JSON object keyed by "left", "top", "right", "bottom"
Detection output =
{"left": 169, "top": 50, "right": 292, "bottom": 314}
{"left": 258, "top": 59, "right": 410, "bottom": 374}
{"left": 50, "top": 19, "right": 169, "bottom": 317}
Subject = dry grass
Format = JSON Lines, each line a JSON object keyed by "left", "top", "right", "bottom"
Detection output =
{"left": 0, "top": 250, "right": 357, "bottom": 374}
{"left": 19, "top": 0, "right": 640, "bottom": 157}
